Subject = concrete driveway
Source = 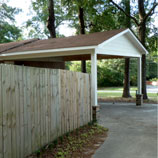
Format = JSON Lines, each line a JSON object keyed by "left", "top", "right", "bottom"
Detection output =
{"left": 93, "top": 103, "right": 157, "bottom": 158}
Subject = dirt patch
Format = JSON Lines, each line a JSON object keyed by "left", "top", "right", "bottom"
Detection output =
{"left": 98, "top": 97, "right": 157, "bottom": 104}
{"left": 28, "top": 123, "right": 108, "bottom": 158}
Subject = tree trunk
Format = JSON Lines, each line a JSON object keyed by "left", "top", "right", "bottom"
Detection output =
{"left": 81, "top": 60, "right": 86, "bottom": 73}
{"left": 138, "top": 0, "right": 148, "bottom": 99}
{"left": 123, "top": 58, "right": 131, "bottom": 97}
{"left": 122, "top": 0, "right": 131, "bottom": 98}
{"left": 138, "top": 21, "right": 148, "bottom": 99}
{"left": 78, "top": 7, "right": 86, "bottom": 73}
{"left": 47, "top": 0, "right": 56, "bottom": 38}
{"left": 110, "top": 0, "right": 157, "bottom": 99}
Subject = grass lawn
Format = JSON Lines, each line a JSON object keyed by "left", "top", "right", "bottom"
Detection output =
{"left": 97, "top": 92, "right": 157, "bottom": 101}
{"left": 98, "top": 86, "right": 137, "bottom": 91}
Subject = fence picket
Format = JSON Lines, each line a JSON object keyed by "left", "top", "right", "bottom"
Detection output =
{"left": 0, "top": 64, "right": 91, "bottom": 158}
{"left": 0, "top": 65, "right": 3, "bottom": 158}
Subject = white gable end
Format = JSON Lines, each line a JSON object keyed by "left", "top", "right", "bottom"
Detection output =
{"left": 96, "top": 30, "right": 146, "bottom": 57}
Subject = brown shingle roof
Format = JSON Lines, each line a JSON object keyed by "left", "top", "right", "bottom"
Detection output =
{"left": 0, "top": 39, "right": 39, "bottom": 54}
{"left": 0, "top": 28, "right": 126, "bottom": 54}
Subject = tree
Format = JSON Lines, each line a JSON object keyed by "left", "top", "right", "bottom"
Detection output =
{"left": 61, "top": 0, "right": 87, "bottom": 72}
{"left": 110, "top": 0, "right": 158, "bottom": 99}
{"left": 122, "top": 0, "right": 131, "bottom": 98}
{"left": 0, "top": 3, "right": 22, "bottom": 43}
{"left": 78, "top": 5, "right": 86, "bottom": 73}
{"left": 47, "top": 0, "right": 56, "bottom": 38}
{"left": 26, "top": 0, "right": 65, "bottom": 38}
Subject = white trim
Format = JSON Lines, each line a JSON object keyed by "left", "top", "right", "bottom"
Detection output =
{"left": 0, "top": 50, "right": 94, "bottom": 61}
{"left": 96, "top": 48, "right": 141, "bottom": 57}
{"left": 91, "top": 49, "right": 98, "bottom": 106}
{"left": 0, "top": 46, "right": 97, "bottom": 57}
{"left": 137, "top": 57, "right": 142, "bottom": 94}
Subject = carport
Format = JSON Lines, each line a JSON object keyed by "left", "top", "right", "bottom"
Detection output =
{"left": 0, "top": 28, "right": 148, "bottom": 107}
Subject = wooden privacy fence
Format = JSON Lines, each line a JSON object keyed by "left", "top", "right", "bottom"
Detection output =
{"left": 0, "top": 64, "right": 92, "bottom": 158}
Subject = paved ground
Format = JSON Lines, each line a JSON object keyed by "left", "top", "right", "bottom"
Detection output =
{"left": 93, "top": 103, "right": 157, "bottom": 158}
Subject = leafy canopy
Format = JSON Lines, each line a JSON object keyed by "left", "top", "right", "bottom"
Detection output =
{"left": 0, "top": 3, "right": 22, "bottom": 43}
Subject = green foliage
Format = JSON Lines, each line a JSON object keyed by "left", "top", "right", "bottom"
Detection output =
{"left": 149, "top": 78, "right": 158, "bottom": 82}
{"left": 146, "top": 28, "right": 158, "bottom": 63}
{"left": 97, "top": 59, "right": 124, "bottom": 87}
{"left": 0, "top": 3, "right": 22, "bottom": 43}
{"left": 146, "top": 59, "right": 158, "bottom": 79}
{"left": 26, "top": 0, "right": 66, "bottom": 38}
{"left": 68, "top": 60, "right": 125, "bottom": 87}
{"left": 68, "top": 57, "right": 157, "bottom": 87}
{"left": 30, "top": 123, "right": 108, "bottom": 158}
{"left": 61, "top": 0, "right": 126, "bottom": 34}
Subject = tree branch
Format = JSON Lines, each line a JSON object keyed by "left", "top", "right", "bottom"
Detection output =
{"left": 109, "top": 0, "right": 139, "bottom": 26}
{"left": 144, "top": 2, "right": 158, "bottom": 21}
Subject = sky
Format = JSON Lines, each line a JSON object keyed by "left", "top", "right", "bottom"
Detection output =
{"left": 7, "top": 0, "right": 76, "bottom": 37}
{"left": 6, "top": 0, "right": 158, "bottom": 39}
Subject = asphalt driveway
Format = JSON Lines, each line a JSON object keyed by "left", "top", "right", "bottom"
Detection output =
{"left": 93, "top": 103, "right": 157, "bottom": 158}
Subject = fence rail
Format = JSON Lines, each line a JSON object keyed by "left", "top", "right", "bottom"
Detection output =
{"left": 0, "top": 64, "right": 92, "bottom": 158}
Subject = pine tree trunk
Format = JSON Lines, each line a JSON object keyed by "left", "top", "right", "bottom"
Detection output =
{"left": 47, "top": 0, "right": 56, "bottom": 38}
{"left": 78, "top": 7, "right": 86, "bottom": 73}
{"left": 138, "top": 21, "right": 148, "bottom": 99}
{"left": 122, "top": 0, "right": 131, "bottom": 98}
{"left": 138, "top": 0, "right": 148, "bottom": 99}
{"left": 123, "top": 58, "right": 131, "bottom": 97}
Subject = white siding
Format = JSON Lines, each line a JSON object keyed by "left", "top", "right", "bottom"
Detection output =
{"left": 96, "top": 34, "right": 142, "bottom": 57}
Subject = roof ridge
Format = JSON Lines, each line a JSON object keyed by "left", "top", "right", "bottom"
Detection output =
{"left": 39, "top": 28, "right": 127, "bottom": 42}
{"left": 0, "top": 38, "right": 39, "bottom": 53}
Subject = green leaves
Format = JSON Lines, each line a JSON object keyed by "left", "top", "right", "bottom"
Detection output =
{"left": 0, "top": 3, "right": 21, "bottom": 23}
{"left": 0, "top": 3, "right": 22, "bottom": 43}
{"left": 26, "top": 0, "right": 66, "bottom": 38}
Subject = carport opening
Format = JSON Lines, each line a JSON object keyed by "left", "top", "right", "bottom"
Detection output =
{"left": 63, "top": 54, "right": 140, "bottom": 103}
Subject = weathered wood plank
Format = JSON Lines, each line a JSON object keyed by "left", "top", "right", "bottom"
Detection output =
{"left": 0, "top": 65, "right": 3, "bottom": 158}
{"left": 45, "top": 69, "right": 49, "bottom": 144}
{"left": 31, "top": 67, "right": 35, "bottom": 152}
{"left": 40, "top": 68, "right": 44, "bottom": 146}
{"left": 10, "top": 65, "right": 17, "bottom": 158}
{"left": 19, "top": 66, "right": 24, "bottom": 158}
{"left": 0, "top": 64, "right": 91, "bottom": 158}
{"left": 57, "top": 70, "right": 61, "bottom": 137}
{"left": 2, "top": 65, "right": 12, "bottom": 158}
{"left": 52, "top": 69, "right": 59, "bottom": 139}
{"left": 43, "top": 68, "right": 46, "bottom": 145}
{"left": 47, "top": 69, "right": 51, "bottom": 142}
{"left": 36, "top": 68, "right": 41, "bottom": 149}
{"left": 14, "top": 66, "right": 20, "bottom": 158}
{"left": 23, "top": 66, "right": 28, "bottom": 156}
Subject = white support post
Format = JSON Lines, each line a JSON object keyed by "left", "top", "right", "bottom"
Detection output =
{"left": 91, "top": 50, "right": 98, "bottom": 106}
{"left": 137, "top": 57, "right": 142, "bottom": 94}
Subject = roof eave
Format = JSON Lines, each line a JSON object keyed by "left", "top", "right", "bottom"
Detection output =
{"left": 0, "top": 46, "right": 97, "bottom": 60}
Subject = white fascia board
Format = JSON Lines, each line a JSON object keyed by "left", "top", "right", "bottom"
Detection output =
{"left": 0, "top": 46, "right": 96, "bottom": 57}
{"left": 96, "top": 48, "right": 141, "bottom": 57}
